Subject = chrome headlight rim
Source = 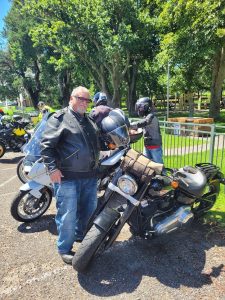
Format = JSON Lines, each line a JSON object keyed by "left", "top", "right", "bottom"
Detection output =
{"left": 117, "top": 174, "right": 138, "bottom": 196}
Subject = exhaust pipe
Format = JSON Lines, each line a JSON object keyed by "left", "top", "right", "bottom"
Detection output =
{"left": 154, "top": 206, "right": 194, "bottom": 235}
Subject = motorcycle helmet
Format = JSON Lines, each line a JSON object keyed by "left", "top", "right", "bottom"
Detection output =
{"left": 37, "top": 101, "right": 45, "bottom": 108}
{"left": 101, "top": 109, "right": 130, "bottom": 147}
{"left": 135, "top": 97, "right": 152, "bottom": 117}
{"left": 93, "top": 92, "right": 107, "bottom": 106}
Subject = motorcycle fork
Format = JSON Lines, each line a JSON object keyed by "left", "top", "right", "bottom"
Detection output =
{"left": 85, "top": 170, "right": 123, "bottom": 233}
{"left": 104, "top": 181, "right": 150, "bottom": 250}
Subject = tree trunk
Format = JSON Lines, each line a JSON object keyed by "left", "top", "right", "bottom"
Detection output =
{"left": 187, "top": 92, "right": 194, "bottom": 117}
{"left": 179, "top": 94, "right": 184, "bottom": 110}
{"left": 99, "top": 70, "right": 112, "bottom": 105}
{"left": 209, "top": 44, "right": 225, "bottom": 120}
{"left": 126, "top": 59, "right": 138, "bottom": 116}
{"left": 197, "top": 91, "right": 202, "bottom": 110}
{"left": 21, "top": 60, "right": 41, "bottom": 107}
{"left": 112, "top": 86, "right": 120, "bottom": 108}
{"left": 24, "top": 84, "right": 39, "bottom": 106}
{"left": 111, "top": 71, "right": 121, "bottom": 108}
{"left": 58, "top": 70, "right": 71, "bottom": 107}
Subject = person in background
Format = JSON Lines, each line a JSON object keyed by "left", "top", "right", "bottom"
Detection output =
{"left": 89, "top": 92, "right": 113, "bottom": 128}
{"left": 40, "top": 86, "right": 100, "bottom": 265}
{"left": 89, "top": 92, "right": 131, "bottom": 150}
{"left": 37, "top": 101, "right": 54, "bottom": 120}
{"left": 131, "top": 97, "right": 164, "bottom": 164}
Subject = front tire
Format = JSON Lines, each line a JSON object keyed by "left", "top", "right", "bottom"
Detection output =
{"left": 72, "top": 223, "right": 112, "bottom": 272}
{"left": 10, "top": 189, "right": 52, "bottom": 222}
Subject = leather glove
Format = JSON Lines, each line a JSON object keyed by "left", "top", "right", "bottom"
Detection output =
{"left": 130, "top": 123, "right": 138, "bottom": 130}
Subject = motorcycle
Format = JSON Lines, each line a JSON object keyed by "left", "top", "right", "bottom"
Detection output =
{"left": 10, "top": 112, "right": 143, "bottom": 222}
{"left": 71, "top": 113, "right": 225, "bottom": 272}
{"left": 0, "top": 115, "right": 31, "bottom": 158}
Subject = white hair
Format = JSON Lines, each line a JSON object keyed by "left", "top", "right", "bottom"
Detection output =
{"left": 71, "top": 86, "right": 89, "bottom": 97}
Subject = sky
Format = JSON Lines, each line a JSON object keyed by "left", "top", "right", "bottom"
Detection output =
{"left": 0, "top": 0, "right": 11, "bottom": 48}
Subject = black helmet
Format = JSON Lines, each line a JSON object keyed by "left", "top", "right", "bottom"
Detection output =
{"left": 101, "top": 109, "right": 130, "bottom": 147}
{"left": 93, "top": 92, "right": 107, "bottom": 106}
{"left": 135, "top": 97, "right": 152, "bottom": 117}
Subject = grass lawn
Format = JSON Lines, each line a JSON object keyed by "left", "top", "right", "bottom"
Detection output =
{"left": 207, "top": 191, "right": 225, "bottom": 225}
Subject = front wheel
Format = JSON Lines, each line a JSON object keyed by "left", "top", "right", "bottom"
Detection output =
{"left": 10, "top": 188, "right": 52, "bottom": 222}
{"left": 72, "top": 221, "right": 118, "bottom": 272}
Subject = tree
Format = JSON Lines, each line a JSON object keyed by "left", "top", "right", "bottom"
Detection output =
{"left": 0, "top": 50, "right": 20, "bottom": 100}
{"left": 21, "top": 0, "right": 159, "bottom": 110}
{"left": 156, "top": 0, "right": 225, "bottom": 119}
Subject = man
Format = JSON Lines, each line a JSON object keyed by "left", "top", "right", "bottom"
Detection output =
{"left": 131, "top": 97, "right": 163, "bottom": 164}
{"left": 40, "top": 86, "right": 100, "bottom": 265}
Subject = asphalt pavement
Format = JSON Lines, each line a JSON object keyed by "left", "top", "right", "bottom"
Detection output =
{"left": 0, "top": 151, "right": 225, "bottom": 300}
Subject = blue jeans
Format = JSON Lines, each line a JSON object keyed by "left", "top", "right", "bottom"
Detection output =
{"left": 54, "top": 178, "right": 97, "bottom": 254}
{"left": 143, "top": 146, "right": 164, "bottom": 164}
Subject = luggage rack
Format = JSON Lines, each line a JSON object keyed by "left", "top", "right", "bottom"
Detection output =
{"left": 195, "top": 163, "right": 220, "bottom": 180}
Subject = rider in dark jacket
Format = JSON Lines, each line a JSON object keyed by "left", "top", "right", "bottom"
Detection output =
{"left": 41, "top": 106, "right": 100, "bottom": 179}
{"left": 40, "top": 86, "right": 100, "bottom": 265}
{"left": 131, "top": 97, "right": 163, "bottom": 164}
{"left": 89, "top": 92, "right": 112, "bottom": 128}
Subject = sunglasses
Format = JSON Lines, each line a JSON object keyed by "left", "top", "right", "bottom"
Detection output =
{"left": 72, "top": 96, "right": 91, "bottom": 103}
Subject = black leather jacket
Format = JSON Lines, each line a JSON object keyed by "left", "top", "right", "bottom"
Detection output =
{"left": 130, "top": 113, "right": 162, "bottom": 146}
{"left": 40, "top": 107, "right": 100, "bottom": 179}
{"left": 143, "top": 115, "right": 162, "bottom": 147}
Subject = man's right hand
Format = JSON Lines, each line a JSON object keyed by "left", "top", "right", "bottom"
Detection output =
{"left": 50, "top": 169, "right": 64, "bottom": 183}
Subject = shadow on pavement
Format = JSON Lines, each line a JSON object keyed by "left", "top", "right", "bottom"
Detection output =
{"left": 77, "top": 221, "right": 225, "bottom": 296}
{"left": 0, "top": 156, "right": 23, "bottom": 164}
{"left": 17, "top": 214, "right": 57, "bottom": 235}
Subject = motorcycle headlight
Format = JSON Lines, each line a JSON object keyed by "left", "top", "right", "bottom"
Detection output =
{"left": 117, "top": 175, "right": 138, "bottom": 195}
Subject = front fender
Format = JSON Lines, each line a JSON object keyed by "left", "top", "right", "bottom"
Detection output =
{"left": 94, "top": 207, "right": 120, "bottom": 232}
{"left": 20, "top": 181, "right": 51, "bottom": 199}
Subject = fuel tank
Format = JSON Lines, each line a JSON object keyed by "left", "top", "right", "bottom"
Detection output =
{"left": 175, "top": 166, "right": 207, "bottom": 197}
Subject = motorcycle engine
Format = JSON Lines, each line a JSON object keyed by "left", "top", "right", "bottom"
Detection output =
{"left": 176, "top": 192, "right": 195, "bottom": 204}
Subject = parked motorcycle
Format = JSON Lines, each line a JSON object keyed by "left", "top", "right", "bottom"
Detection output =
{"left": 71, "top": 113, "right": 225, "bottom": 272}
{"left": 0, "top": 115, "right": 31, "bottom": 158}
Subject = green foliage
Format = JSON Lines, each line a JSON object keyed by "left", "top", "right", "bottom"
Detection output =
{"left": 1, "top": 0, "right": 225, "bottom": 115}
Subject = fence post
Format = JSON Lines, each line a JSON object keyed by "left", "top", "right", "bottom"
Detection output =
{"left": 209, "top": 124, "right": 215, "bottom": 163}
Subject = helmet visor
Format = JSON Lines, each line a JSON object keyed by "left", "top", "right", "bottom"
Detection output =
{"left": 108, "top": 124, "right": 130, "bottom": 147}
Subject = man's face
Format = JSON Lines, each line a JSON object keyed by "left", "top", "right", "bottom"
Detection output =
{"left": 70, "top": 90, "right": 91, "bottom": 115}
